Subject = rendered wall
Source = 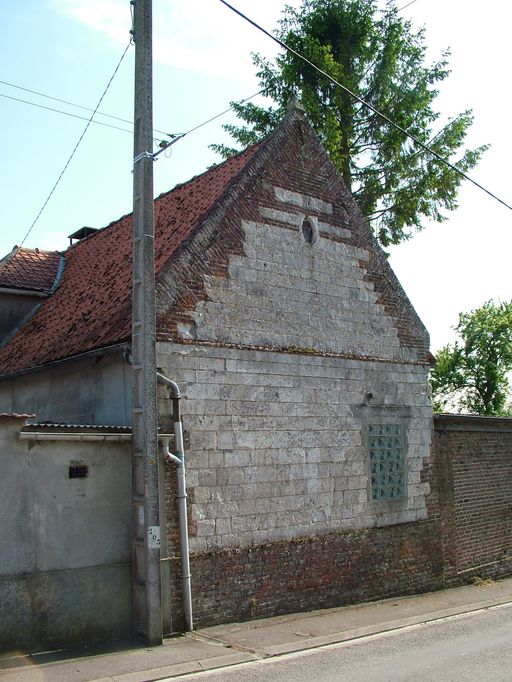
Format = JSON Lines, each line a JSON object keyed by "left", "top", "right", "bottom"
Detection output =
{"left": 0, "top": 351, "right": 131, "bottom": 425}
{"left": 0, "top": 416, "right": 132, "bottom": 653}
{"left": 0, "top": 292, "right": 42, "bottom": 344}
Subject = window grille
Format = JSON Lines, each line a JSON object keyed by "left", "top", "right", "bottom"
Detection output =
{"left": 369, "top": 424, "right": 404, "bottom": 501}
{"left": 69, "top": 464, "right": 89, "bottom": 479}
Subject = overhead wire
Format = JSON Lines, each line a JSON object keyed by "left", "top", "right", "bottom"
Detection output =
{"left": 0, "top": 91, "right": 135, "bottom": 136}
{"left": 217, "top": 0, "right": 512, "bottom": 212}
{"left": 19, "top": 41, "right": 132, "bottom": 248}
{"left": 7, "top": 67, "right": 262, "bottom": 245}
{"left": 0, "top": 78, "right": 171, "bottom": 137}
{"left": 151, "top": 90, "right": 263, "bottom": 159}
{"left": 1, "top": 79, "right": 262, "bottom": 155}
{"left": 396, "top": 0, "right": 420, "bottom": 11}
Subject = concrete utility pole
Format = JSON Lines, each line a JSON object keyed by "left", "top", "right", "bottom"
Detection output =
{"left": 131, "top": 0, "right": 162, "bottom": 646}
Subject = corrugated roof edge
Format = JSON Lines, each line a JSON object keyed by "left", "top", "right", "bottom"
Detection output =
{"left": 24, "top": 423, "right": 132, "bottom": 432}
{"left": 0, "top": 413, "right": 35, "bottom": 419}
{"left": 22, "top": 423, "right": 174, "bottom": 432}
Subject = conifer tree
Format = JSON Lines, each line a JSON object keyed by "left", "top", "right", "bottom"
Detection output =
{"left": 212, "top": 0, "right": 487, "bottom": 246}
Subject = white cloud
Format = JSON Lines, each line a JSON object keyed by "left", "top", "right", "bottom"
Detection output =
{"left": 52, "top": 0, "right": 301, "bottom": 79}
{"left": 53, "top": 0, "right": 130, "bottom": 46}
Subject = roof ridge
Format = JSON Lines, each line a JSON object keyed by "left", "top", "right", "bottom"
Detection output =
{"left": 16, "top": 246, "right": 60, "bottom": 256}
{"left": 156, "top": 139, "right": 264, "bottom": 201}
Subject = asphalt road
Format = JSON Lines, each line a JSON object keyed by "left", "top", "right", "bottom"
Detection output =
{"left": 177, "top": 603, "right": 512, "bottom": 681}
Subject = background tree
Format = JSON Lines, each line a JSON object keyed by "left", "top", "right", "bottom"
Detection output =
{"left": 212, "top": 0, "right": 488, "bottom": 246}
{"left": 430, "top": 301, "right": 512, "bottom": 416}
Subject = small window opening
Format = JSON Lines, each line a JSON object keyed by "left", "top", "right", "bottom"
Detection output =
{"left": 69, "top": 464, "right": 89, "bottom": 479}
{"left": 302, "top": 220, "right": 314, "bottom": 244}
{"left": 301, "top": 216, "right": 318, "bottom": 245}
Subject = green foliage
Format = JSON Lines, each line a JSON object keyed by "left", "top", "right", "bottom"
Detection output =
{"left": 430, "top": 301, "right": 512, "bottom": 416}
{"left": 212, "top": 0, "right": 488, "bottom": 246}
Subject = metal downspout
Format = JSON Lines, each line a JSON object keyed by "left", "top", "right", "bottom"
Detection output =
{"left": 157, "top": 372, "right": 194, "bottom": 632}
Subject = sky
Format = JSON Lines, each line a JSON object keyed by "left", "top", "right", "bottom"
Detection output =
{"left": 1, "top": 0, "right": 511, "bottom": 354}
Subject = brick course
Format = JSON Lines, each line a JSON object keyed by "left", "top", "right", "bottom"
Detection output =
{"left": 166, "top": 517, "right": 443, "bottom": 630}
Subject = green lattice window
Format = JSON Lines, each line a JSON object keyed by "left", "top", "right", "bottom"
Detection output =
{"left": 369, "top": 424, "right": 405, "bottom": 501}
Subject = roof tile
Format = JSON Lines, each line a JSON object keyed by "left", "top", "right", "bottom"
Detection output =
{"left": 0, "top": 143, "right": 262, "bottom": 376}
{"left": 0, "top": 247, "right": 61, "bottom": 293}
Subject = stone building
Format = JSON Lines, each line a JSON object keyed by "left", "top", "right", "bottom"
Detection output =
{"left": 0, "top": 104, "right": 444, "bottom": 630}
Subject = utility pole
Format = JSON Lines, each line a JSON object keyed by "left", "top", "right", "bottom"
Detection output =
{"left": 131, "top": 0, "right": 162, "bottom": 646}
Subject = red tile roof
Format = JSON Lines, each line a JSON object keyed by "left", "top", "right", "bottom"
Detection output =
{"left": 0, "top": 143, "right": 263, "bottom": 377}
{"left": 0, "top": 247, "right": 62, "bottom": 293}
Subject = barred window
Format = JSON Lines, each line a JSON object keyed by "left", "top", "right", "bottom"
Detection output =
{"left": 369, "top": 424, "right": 404, "bottom": 501}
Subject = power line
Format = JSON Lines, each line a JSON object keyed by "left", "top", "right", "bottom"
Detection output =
{"left": 1, "top": 82, "right": 262, "bottom": 151}
{"left": 0, "top": 91, "right": 134, "bottom": 136}
{"left": 185, "top": 91, "right": 263, "bottom": 136}
{"left": 9, "top": 73, "right": 262, "bottom": 244}
{"left": 397, "top": 0, "right": 420, "bottom": 11}
{"left": 19, "top": 42, "right": 132, "bottom": 248}
{"left": 151, "top": 90, "right": 263, "bottom": 159}
{"left": 0, "top": 78, "right": 172, "bottom": 137}
{"left": 217, "top": 0, "right": 512, "bottom": 213}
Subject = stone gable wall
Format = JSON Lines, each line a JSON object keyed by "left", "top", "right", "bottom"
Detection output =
{"left": 156, "top": 115, "right": 437, "bottom": 629}
{"left": 159, "top": 343, "right": 433, "bottom": 555}
{"left": 156, "top": 115, "right": 432, "bottom": 365}
{"left": 188, "top": 217, "right": 414, "bottom": 362}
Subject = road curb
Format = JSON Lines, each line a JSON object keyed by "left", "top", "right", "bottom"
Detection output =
{"left": 93, "top": 596, "right": 512, "bottom": 681}
{"left": 242, "top": 597, "right": 512, "bottom": 658}
{"left": 91, "top": 651, "right": 258, "bottom": 682}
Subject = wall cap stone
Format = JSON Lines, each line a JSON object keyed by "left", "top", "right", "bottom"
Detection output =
{"left": 434, "top": 413, "right": 512, "bottom": 433}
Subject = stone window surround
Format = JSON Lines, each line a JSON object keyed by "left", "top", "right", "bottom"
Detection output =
{"left": 356, "top": 403, "right": 412, "bottom": 513}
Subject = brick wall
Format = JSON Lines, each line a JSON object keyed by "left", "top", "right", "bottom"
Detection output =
{"left": 434, "top": 414, "right": 512, "bottom": 583}
{"left": 163, "top": 504, "right": 442, "bottom": 631}
{"left": 186, "top": 521, "right": 442, "bottom": 627}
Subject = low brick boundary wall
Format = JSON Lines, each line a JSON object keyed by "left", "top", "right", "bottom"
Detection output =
{"left": 434, "top": 414, "right": 512, "bottom": 584}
